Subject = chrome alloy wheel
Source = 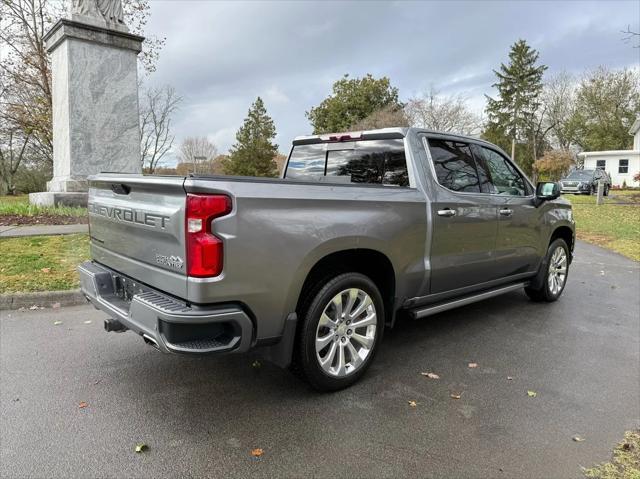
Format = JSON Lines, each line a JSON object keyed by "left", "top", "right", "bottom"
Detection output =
{"left": 548, "top": 246, "right": 568, "bottom": 296}
{"left": 315, "top": 288, "right": 377, "bottom": 377}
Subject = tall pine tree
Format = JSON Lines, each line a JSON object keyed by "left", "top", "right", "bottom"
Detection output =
{"left": 484, "top": 39, "right": 547, "bottom": 173}
{"left": 222, "top": 97, "right": 278, "bottom": 177}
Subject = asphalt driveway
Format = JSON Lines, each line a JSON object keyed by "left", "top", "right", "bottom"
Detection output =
{"left": 1, "top": 241, "right": 638, "bottom": 478}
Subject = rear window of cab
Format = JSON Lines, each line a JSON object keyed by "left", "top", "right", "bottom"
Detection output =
{"left": 285, "top": 139, "right": 409, "bottom": 187}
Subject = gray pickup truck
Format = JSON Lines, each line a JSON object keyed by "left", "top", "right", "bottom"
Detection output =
{"left": 78, "top": 127, "right": 575, "bottom": 391}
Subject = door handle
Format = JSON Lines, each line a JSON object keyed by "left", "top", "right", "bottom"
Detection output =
{"left": 437, "top": 208, "right": 456, "bottom": 217}
{"left": 499, "top": 208, "right": 513, "bottom": 217}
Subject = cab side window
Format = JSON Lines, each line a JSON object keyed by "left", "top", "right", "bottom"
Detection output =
{"left": 477, "top": 147, "right": 528, "bottom": 196}
{"left": 428, "top": 139, "right": 481, "bottom": 193}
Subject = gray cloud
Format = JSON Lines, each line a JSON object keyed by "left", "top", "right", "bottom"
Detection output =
{"left": 143, "top": 0, "right": 640, "bottom": 163}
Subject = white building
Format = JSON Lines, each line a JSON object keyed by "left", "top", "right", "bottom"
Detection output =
{"left": 578, "top": 118, "right": 640, "bottom": 187}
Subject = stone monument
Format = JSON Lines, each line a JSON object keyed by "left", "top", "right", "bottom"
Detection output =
{"left": 30, "top": 0, "right": 144, "bottom": 207}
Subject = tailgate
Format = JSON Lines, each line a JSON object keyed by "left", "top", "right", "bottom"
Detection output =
{"left": 88, "top": 174, "right": 188, "bottom": 298}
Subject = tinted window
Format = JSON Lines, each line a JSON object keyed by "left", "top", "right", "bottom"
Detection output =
{"left": 478, "top": 147, "right": 527, "bottom": 196}
{"left": 285, "top": 143, "right": 326, "bottom": 180}
{"left": 326, "top": 139, "right": 408, "bottom": 186}
{"left": 428, "top": 139, "right": 481, "bottom": 192}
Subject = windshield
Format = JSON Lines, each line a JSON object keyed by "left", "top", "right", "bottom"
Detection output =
{"left": 566, "top": 170, "right": 593, "bottom": 180}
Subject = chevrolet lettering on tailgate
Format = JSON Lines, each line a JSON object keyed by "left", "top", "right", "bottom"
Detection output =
{"left": 88, "top": 203, "right": 171, "bottom": 229}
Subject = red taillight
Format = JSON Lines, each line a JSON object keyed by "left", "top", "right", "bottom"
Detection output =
{"left": 185, "top": 194, "right": 232, "bottom": 277}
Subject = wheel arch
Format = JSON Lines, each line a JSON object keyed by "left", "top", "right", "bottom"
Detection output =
{"left": 549, "top": 225, "right": 574, "bottom": 261}
{"left": 293, "top": 248, "right": 397, "bottom": 327}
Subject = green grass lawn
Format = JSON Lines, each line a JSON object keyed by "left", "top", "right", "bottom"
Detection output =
{"left": 563, "top": 192, "right": 640, "bottom": 261}
{"left": 0, "top": 195, "right": 86, "bottom": 218}
{"left": 0, "top": 234, "right": 90, "bottom": 293}
{"left": 583, "top": 430, "right": 640, "bottom": 479}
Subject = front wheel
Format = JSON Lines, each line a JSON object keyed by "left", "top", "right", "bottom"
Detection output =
{"left": 525, "top": 238, "right": 570, "bottom": 302}
{"left": 293, "top": 272, "right": 384, "bottom": 391}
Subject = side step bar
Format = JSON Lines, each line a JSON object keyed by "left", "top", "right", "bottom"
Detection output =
{"left": 408, "top": 282, "right": 528, "bottom": 319}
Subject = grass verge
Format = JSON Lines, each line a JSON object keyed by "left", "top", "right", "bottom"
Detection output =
{"left": 564, "top": 193, "right": 640, "bottom": 261}
{"left": 0, "top": 195, "right": 87, "bottom": 225}
{"left": 0, "top": 234, "right": 90, "bottom": 293}
{"left": 583, "top": 430, "right": 640, "bottom": 479}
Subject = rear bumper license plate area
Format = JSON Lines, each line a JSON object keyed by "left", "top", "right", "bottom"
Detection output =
{"left": 78, "top": 261, "right": 253, "bottom": 354}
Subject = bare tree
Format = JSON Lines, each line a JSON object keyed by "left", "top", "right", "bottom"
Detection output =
{"left": 140, "top": 85, "right": 181, "bottom": 173}
{"left": 178, "top": 137, "right": 217, "bottom": 174}
{"left": 0, "top": 122, "right": 33, "bottom": 195}
{"left": 0, "top": 0, "right": 60, "bottom": 166}
{"left": 349, "top": 104, "right": 409, "bottom": 130}
{"left": 540, "top": 71, "right": 578, "bottom": 151}
{"left": 621, "top": 25, "right": 640, "bottom": 48}
{"left": 405, "top": 87, "right": 482, "bottom": 135}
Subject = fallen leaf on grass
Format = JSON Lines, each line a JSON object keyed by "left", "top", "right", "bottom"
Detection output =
{"left": 40, "top": 268, "right": 51, "bottom": 273}
{"left": 250, "top": 448, "right": 264, "bottom": 457}
{"left": 420, "top": 372, "right": 440, "bottom": 379}
{"left": 572, "top": 435, "right": 585, "bottom": 442}
{"left": 53, "top": 321, "right": 63, "bottom": 325}
{"left": 78, "top": 401, "right": 88, "bottom": 408}
{"left": 135, "top": 443, "right": 148, "bottom": 453}
{"left": 527, "top": 390, "right": 537, "bottom": 398}
{"left": 468, "top": 363, "right": 478, "bottom": 368}
{"left": 83, "top": 320, "right": 92, "bottom": 324}
{"left": 408, "top": 400, "right": 418, "bottom": 407}
{"left": 450, "top": 393, "right": 462, "bottom": 399}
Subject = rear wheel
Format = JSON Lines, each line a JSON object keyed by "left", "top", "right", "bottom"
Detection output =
{"left": 525, "top": 238, "right": 570, "bottom": 302}
{"left": 293, "top": 272, "right": 384, "bottom": 391}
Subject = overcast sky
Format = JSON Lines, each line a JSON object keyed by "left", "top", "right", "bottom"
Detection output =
{"left": 143, "top": 0, "right": 640, "bottom": 163}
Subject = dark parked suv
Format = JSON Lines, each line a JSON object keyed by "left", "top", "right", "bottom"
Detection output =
{"left": 560, "top": 169, "right": 611, "bottom": 195}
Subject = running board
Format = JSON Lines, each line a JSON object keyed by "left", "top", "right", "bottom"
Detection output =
{"left": 408, "top": 282, "right": 528, "bottom": 319}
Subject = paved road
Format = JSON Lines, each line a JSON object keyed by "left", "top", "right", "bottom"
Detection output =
{"left": 1, "top": 241, "right": 638, "bottom": 478}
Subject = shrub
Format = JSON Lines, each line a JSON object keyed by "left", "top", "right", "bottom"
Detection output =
{"left": 533, "top": 150, "right": 575, "bottom": 181}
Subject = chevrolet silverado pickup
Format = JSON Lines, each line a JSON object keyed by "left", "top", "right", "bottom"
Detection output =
{"left": 78, "top": 127, "right": 575, "bottom": 391}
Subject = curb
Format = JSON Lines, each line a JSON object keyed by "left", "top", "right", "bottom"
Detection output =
{"left": 0, "top": 289, "right": 88, "bottom": 311}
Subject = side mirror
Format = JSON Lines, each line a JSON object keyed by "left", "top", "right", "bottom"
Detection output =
{"left": 534, "top": 181, "right": 560, "bottom": 207}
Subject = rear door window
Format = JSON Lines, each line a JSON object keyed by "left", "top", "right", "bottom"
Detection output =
{"left": 427, "top": 139, "right": 481, "bottom": 192}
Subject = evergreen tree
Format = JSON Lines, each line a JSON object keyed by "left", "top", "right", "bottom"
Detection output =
{"left": 484, "top": 39, "right": 547, "bottom": 173}
{"left": 222, "top": 97, "right": 279, "bottom": 177}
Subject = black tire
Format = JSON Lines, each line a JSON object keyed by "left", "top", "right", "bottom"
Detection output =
{"left": 292, "top": 272, "right": 384, "bottom": 392}
{"left": 525, "top": 238, "right": 570, "bottom": 302}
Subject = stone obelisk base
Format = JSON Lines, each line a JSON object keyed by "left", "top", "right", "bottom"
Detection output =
{"left": 30, "top": 18, "right": 144, "bottom": 207}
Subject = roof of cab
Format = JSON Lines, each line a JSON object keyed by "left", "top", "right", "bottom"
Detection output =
{"left": 292, "top": 126, "right": 495, "bottom": 148}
